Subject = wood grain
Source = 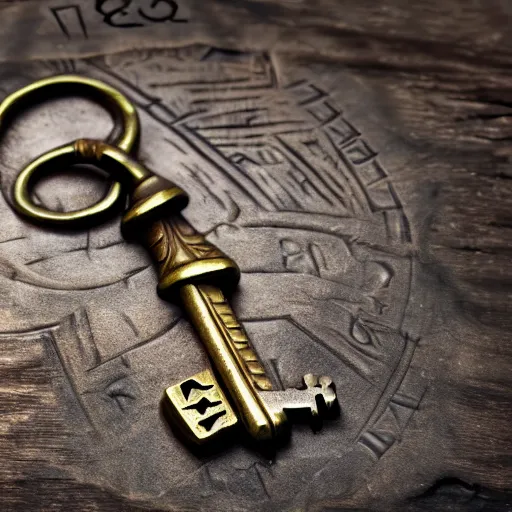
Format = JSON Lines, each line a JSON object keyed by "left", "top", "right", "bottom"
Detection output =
{"left": 0, "top": 1, "right": 510, "bottom": 511}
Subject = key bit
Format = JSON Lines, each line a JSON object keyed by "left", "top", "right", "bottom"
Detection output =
{"left": 259, "top": 374, "right": 338, "bottom": 433}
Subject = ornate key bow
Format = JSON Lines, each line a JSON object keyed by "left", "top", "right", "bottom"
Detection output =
{"left": 0, "top": 75, "right": 338, "bottom": 449}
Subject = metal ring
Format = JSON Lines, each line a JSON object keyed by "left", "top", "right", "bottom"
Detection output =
{"left": 13, "top": 144, "right": 121, "bottom": 226}
{"left": 0, "top": 74, "right": 140, "bottom": 225}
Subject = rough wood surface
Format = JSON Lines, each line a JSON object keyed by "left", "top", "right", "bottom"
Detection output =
{"left": 0, "top": 1, "right": 511, "bottom": 511}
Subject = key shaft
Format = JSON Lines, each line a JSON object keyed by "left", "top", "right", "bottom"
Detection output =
{"left": 180, "top": 283, "right": 281, "bottom": 442}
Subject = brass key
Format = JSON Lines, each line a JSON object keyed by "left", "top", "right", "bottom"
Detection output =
{"left": 2, "top": 75, "right": 338, "bottom": 450}
{"left": 117, "top": 156, "right": 338, "bottom": 446}
{"left": 163, "top": 285, "right": 337, "bottom": 445}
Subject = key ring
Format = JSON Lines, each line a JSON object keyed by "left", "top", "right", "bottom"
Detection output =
{"left": 0, "top": 74, "right": 140, "bottom": 225}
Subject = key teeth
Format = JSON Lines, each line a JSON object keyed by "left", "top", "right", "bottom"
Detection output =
{"left": 302, "top": 373, "right": 338, "bottom": 416}
{"left": 303, "top": 373, "right": 318, "bottom": 388}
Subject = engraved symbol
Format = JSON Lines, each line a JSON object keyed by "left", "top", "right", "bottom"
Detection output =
{"left": 106, "top": 377, "right": 136, "bottom": 413}
{"left": 183, "top": 397, "right": 222, "bottom": 415}
{"left": 180, "top": 378, "right": 214, "bottom": 399}
{"left": 95, "top": 0, "right": 187, "bottom": 28}
{"left": 50, "top": 5, "right": 88, "bottom": 39}
{"left": 139, "top": 0, "right": 187, "bottom": 23}
{"left": 359, "top": 368, "right": 426, "bottom": 459}
{"left": 164, "top": 370, "right": 238, "bottom": 442}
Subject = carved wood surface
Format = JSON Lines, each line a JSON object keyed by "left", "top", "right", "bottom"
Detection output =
{"left": 0, "top": 1, "right": 511, "bottom": 511}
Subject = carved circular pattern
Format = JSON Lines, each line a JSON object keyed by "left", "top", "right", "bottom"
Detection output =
{"left": 0, "top": 47, "right": 424, "bottom": 510}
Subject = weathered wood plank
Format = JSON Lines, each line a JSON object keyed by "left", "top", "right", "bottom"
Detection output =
{"left": 0, "top": 1, "right": 510, "bottom": 511}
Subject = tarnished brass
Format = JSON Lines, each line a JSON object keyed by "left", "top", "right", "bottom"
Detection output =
{"left": 164, "top": 368, "right": 238, "bottom": 445}
{"left": 178, "top": 284, "right": 279, "bottom": 442}
{"left": 0, "top": 75, "right": 139, "bottom": 225}
{"left": 3, "top": 75, "right": 338, "bottom": 448}
{"left": 120, "top": 172, "right": 239, "bottom": 300}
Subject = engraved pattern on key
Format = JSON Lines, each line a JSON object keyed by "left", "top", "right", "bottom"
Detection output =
{"left": 198, "top": 285, "right": 273, "bottom": 392}
{"left": 149, "top": 215, "right": 224, "bottom": 275}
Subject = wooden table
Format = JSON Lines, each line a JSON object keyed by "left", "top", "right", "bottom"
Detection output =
{"left": 0, "top": 1, "right": 510, "bottom": 510}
